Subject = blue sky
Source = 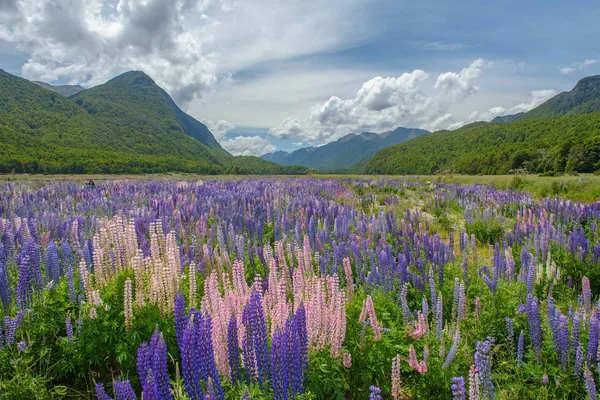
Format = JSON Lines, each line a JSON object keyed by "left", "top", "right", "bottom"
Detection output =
{"left": 1, "top": 0, "right": 599, "bottom": 154}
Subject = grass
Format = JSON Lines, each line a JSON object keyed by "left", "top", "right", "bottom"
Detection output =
{"left": 3, "top": 173, "right": 600, "bottom": 202}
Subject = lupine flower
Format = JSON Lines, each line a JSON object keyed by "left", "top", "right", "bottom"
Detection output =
{"left": 443, "top": 327, "right": 461, "bottom": 368}
{"left": 526, "top": 295, "right": 542, "bottom": 361}
{"left": 575, "top": 343, "right": 584, "bottom": 377}
{"left": 505, "top": 317, "right": 514, "bottom": 355}
{"left": 369, "top": 385, "right": 382, "bottom": 400}
{"left": 66, "top": 314, "right": 74, "bottom": 344}
{"left": 124, "top": 278, "right": 133, "bottom": 331}
{"left": 227, "top": 315, "right": 241, "bottom": 383}
{"left": 409, "top": 312, "right": 428, "bottom": 340}
{"left": 95, "top": 383, "right": 114, "bottom": 400}
{"left": 391, "top": 354, "right": 402, "bottom": 400}
{"left": 474, "top": 298, "right": 481, "bottom": 322}
{"left": 408, "top": 345, "right": 427, "bottom": 374}
{"left": 113, "top": 378, "right": 137, "bottom": 400}
{"left": 587, "top": 317, "right": 599, "bottom": 366}
{"left": 468, "top": 364, "right": 480, "bottom": 400}
{"left": 451, "top": 376, "right": 466, "bottom": 400}
{"left": 541, "top": 374, "right": 549, "bottom": 385}
{"left": 584, "top": 368, "right": 598, "bottom": 400}
{"left": 137, "top": 330, "right": 173, "bottom": 400}
{"left": 343, "top": 352, "right": 352, "bottom": 368}
{"left": 4, "top": 316, "right": 16, "bottom": 346}
{"left": 474, "top": 337, "right": 495, "bottom": 399}
{"left": 436, "top": 294, "right": 444, "bottom": 342}
{"left": 242, "top": 288, "right": 270, "bottom": 388}
{"left": 17, "top": 340, "right": 28, "bottom": 352}
{"left": 0, "top": 258, "right": 10, "bottom": 311}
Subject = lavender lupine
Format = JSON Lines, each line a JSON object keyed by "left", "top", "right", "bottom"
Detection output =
{"left": 588, "top": 317, "right": 599, "bottom": 366}
{"left": 369, "top": 385, "right": 382, "bottom": 400}
{"left": 179, "top": 315, "right": 203, "bottom": 400}
{"left": 556, "top": 314, "right": 569, "bottom": 371}
{"left": 442, "top": 328, "right": 461, "bottom": 368}
{"left": 227, "top": 315, "right": 240, "bottom": 383}
{"left": 574, "top": 343, "right": 584, "bottom": 377}
{"left": 451, "top": 376, "right": 466, "bottom": 400}
{"left": 4, "top": 316, "right": 16, "bottom": 346}
{"left": 505, "top": 317, "right": 514, "bottom": 355}
{"left": 585, "top": 368, "right": 598, "bottom": 400}
{"left": 44, "top": 241, "right": 61, "bottom": 287}
{"left": 95, "top": 383, "right": 114, "bottom": 400}
{"left": 15, "top": 251, "right": 30, "bottom": 310}
{"left": 271, "top": 326, "right": 290, "bottom": 400}
{"left": 526, "top": 295, "right": 543, "bottom": 361}
{"left": 242, "top": 288, "right": 270, "bottom": 388}
{"left": 292, "top": 303, "right": 308, "bottom": 396}
{"left": 66, "top": 314, "right": 74, "bottom": 344}
{"left": 474, "top": 337, "right": 495, "bottom": 399}
{"left": 113, "top": 378, "right": 137, "bottom": 400}
{"left": 0, "top": 258, "right": 10, "bottom": 311}
{"left": 436, "top": 294, "right": 444, "bottom": 342}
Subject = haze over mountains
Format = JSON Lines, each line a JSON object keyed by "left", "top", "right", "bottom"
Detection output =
{"left": 0, "top": 69, "right": 305, "bottom": 174}
{"left": 261, "top": 127, "right": 429, "bottom": 170}
{"left": 366, "top": 75, "right": 600, "bottom": 175}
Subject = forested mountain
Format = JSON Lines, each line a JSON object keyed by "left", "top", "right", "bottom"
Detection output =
{"left": 0, "top": 69, "right": 305, "bottom": 174}
{"left": 365, "top": 75, "right": 600, "bottom": 175}
{"left": 32, "top": 81, "right": 86, "bottom": 97}
{"left": 261, "top": 127, "right": 428, "bottom": 170}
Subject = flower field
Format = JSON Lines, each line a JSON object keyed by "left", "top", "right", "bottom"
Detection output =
{"left": 0, "top": 177, "right": 598, "bottom": 399}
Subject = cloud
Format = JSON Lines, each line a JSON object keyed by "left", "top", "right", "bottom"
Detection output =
{"left": 559, "top": 59, "right": 600, "bottom": 74}
{"left": 0, "top": 0, "right": 376, "bottom": 109}
{"left": 220, "top": 135, "right": 276, "bottom": 156}
{"left": 203, "top": 119, "right": 235, "bottom": 139}
{"left": 464, "top": 89, "right": 557, "bottom": 124}
{"left": 422, "top": 41, "right": 468, "bottom": 51}
{"left": 269, "top": 59, "right": 489, "bottom": 143}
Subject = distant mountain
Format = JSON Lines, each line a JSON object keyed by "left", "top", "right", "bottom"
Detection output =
{"left": 0, "top": 69, "right": 306, "bottom": 175}
{"left": 490, "top": 112, "right": 524, "bottom": 123}
{"left": 32, "top": 81, "right": 85, "bottom": 97}
{"left": 261, "top": 127, "right": 429, "bottom": 170}
{"left": 366, "top": 75, "right": 600, "bottom": 175}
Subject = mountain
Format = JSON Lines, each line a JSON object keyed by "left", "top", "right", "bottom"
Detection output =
{"left": 0, "top": 69, "right": 306, "bottom": 175}
{"left": 261, "top": 127, "right": 429, "bottom": 170}
{"left": 366, "top": 75, "right": 600, "bottom": 175}
{"left": 490, "top": 112, "right": 524, "bottom": 123}
{"left": 33, "top": 81, "right": 85, "bottom": 97}
{"left": 70, "top": 71, "right": 227, "bottom": 154}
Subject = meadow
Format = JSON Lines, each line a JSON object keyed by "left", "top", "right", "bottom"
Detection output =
{"left": 0, "top": 176, "right": 599, "bottom": 399}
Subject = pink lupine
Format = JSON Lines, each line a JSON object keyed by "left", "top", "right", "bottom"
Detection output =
{"left": 409, "top": 312, "right": 428, "bottom": 340}
{"left": 391, "top": 354, "right": 403, "bottom": 399}
{"left": 343, "top": 352, "right": 352, "bottom": 368}
{"left": 343, "top": 257, "right": 354, "bottom": 300}
{"left": 408, "top": 345, "right": 427, "bottom": 374}
{"left": 359, "top": 296, "right": 381, "bottom": 341}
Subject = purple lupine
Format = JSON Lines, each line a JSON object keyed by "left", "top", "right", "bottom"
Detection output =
{"left": 0, "top": 258, "right": 10, "bottom": 311}
{"left": 584, "top": 369, "right": 598, "bottom": 400}
{"left": 572, "top": 311, "right": 581, "bottom": 354}
{"left": 4, "top": 316, "right": 16, "bottom": 346}
{"left": 95, "top": 383, "right": 114, "bottom": 400}
{"left": 137, "top": 331, "right": 173, "bottom": 400}
{"left": 174, "top": 292, "right": 187, "bottom": 348}
{"left": 505, "top": 317, "right": 514, "bottom": 355}
{"left": 16, "top": 250, "right": 30, "bottom": 310}
{"left": 292, "top": 303, "right": 308, "bottom": 395}
{"left": 27, "top": 238, "right": 43, "bottom": 290}
{"left": 541, "top": 374, "right": 549, "bottom": 385}
{"left": 451, "top": 376, "right": 466, "bottom": 400}
{"left": 556, "top": 314, "right": 569, "bottom": 371}
{"left": 179, "top": 315, "right": 203, "bottom": 400}
{"left": 241, "top": 388, "right": 251, "bottom": 400}
{"left": 587, "top": 317, "right": 599, "bottom": 366}
{"left": 474, "top": 337, "right": 495, "bottom": 399}
{"left": 574, "top": 343, "right": 584, "bottom": 377}
{"left": 242, "top": 288, "right": 270, "bottom": 388}
{"left": 44, "top": 241, "right": 61, "bottom": 287}
{"left": 66, "top": 314, "right": 74, "bottom": 344}
{"left": 17, "top": 340, "right": 28, "bottom": 352}
{"left": 400, "top": 283, "right": 412, "bottom": 324}
{"left": 436, "top": 294, "right": 444, "bottom": 342}
{"left": 113, "top": 378, "right": 137, "bottom": 400}
{"left": 198, "top": 314, "right": 225, "bottom": 400}
{"left": 526, "top": 295, "right": 543, "bottom": 361}
{"left": 369, "top": 385, "right": 382, "bottom": 400}
{"left": 442, "top": 328, "right": 461, "bottom": 368}
{"left": 66, "top": 263, "right": 76, "bottom": 303}
{"left": 227, "top": 315, "right": 241, "bottom": 384}
{"left": 271, "top": 326, "right": 290, "bottom": 400}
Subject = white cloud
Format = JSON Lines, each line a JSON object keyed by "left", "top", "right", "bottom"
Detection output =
{"left": 269, "top": 59, "right": 489, "bottom": 143}
{"left": 0, "top": 0, "right": 376, "bottom": 109}
{"left": 464, "top": 89, "right": 557, "bottom": 124}
{"left": 202, "top": 119, "right": 235, "bottom": 139}
{"left": 220, "top": 135, "right": 276, "bottom": 156}
{"left": 559, "top": 59, "right": 600, "bottom": 74}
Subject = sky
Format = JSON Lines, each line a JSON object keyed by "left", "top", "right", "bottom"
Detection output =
{"left": 1, "top": 0, "right": 599, "bottom": 156}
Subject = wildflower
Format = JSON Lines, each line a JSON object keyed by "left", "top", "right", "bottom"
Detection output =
{"left": 369, "top": 385, "right": 382, "bottom": 400}
{"left": 451, "top": 376, "right": 466, "bottom": 400}
{"left": 343, "top": 352, "right": 352, "bottom": 368}
{"left": 391, "top": 355, "right": 402, "bottom": 400}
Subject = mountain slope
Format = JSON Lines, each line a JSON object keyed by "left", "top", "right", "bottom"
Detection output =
{"left": 33, "top": 81, "right": 85, "bottom": 97}
{"left": 366, "top": 75, "right": 600, "bottom": 175}
{"left": 261, "top": 127, "right": 429, "bottom": 170}
{"left": 70, "top": 71, "right": 227, "bottom": 154}
{"left": 0, "top": 69, "right": 305, "bottom": 174}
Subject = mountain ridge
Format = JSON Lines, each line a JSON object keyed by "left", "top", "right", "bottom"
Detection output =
{"left": 261, "top": 127, "right": 429, "bottom": 170}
